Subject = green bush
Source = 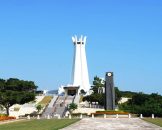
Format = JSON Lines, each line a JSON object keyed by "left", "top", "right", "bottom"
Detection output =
{"left": 119, "top": 93, "right": 162, "bottom": 117}
{"left": 68, "top": 103, "right": 78, "bottom": 112}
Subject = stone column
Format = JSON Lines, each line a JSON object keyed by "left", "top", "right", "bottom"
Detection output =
{"left": 128, "top": 114, "right": 131, "bottom": 118}
{"left": 27, "top": 115, "right": 30, "bottom": 120}
{"left": 92, "top": 114, "right": 94, "bottom": 119}
{"left": 80, "top": 114, "right": 83, "bottom": 119}
{"left": 47, "top": 115, "right": 50, "bottom": 119}
{"left": 69, "top": 114, "right": 72, "bottom": 119}
{"left": 37, "top": 115, "right": 40, "bottom": 119}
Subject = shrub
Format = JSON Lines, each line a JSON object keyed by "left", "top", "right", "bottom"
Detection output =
{"left": 68, "top": 103, "right": 78, "bottom": 113}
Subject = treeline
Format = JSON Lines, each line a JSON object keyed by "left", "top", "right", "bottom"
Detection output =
{"left": 0, "top": 78, "right": 37, "bottom": 91}
{"left": 120, "top": 91, "right": 138, "bottom": 98}
{"left": 0, "top": 78, "right": 37, "bottom": 115}
{"left": 119, "top": 92, "right": 162, "bottom": 117}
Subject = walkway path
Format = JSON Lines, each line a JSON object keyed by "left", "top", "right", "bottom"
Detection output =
{"left": 61, "top": 118, "right": 162, "bottom": 130}
{"left": 0, "top": 119, "right": 26, "bottom": 125}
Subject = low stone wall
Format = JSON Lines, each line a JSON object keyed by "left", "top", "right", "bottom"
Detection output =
{"left": 73, "top": 108, "right": 104, "bottom": 115}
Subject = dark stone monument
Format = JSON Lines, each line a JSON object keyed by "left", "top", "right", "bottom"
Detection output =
{"left": 105, "top": 72, "right": 115, "bottom": 110}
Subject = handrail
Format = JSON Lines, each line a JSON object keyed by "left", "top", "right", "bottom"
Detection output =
{"left": 62, "top": 106, "right": 68, "bottom": 117}
{"left": 72, "top": 95, "right": 76, "bottom": 103}
{"left": 41, "top": 97, "right": 53, "bottom": 116}
{"left": 52, "top": 96, "right": 59, "bottom": 107}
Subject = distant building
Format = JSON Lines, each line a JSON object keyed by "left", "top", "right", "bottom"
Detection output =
{"left": 46, "top": 90, "right": 58, "bottom": 95}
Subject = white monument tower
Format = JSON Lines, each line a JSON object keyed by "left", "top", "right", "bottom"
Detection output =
{"left": 71, "top": 35, "right": 90, "bottom": 93}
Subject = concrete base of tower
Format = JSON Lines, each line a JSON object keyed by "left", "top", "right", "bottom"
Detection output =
{"left": 64, "top": 86, "right": 80, "bottom": 96}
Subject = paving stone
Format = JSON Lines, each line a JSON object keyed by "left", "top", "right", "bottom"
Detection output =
{"left": 60, "top": 118, "right": 162, "bottom": 130}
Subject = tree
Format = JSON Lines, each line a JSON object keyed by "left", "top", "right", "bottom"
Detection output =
{"left": 36, "top": 104, "right": 43, "bottom": 113}
{"left": 83, "top": 76, "right": 122, "bottom": 106}
{"left": 115, "top": 87, "right": 122, "bottom": 103}
{"left": 92, "top": 76, "right": 104, "bottom": 94}
{"left": 80, "top": 89, "right": 86, "bottom": 95}
{"left": 0, "top": 78, "right": 37, "bottom": 115}
{"left": 0, "top": 79, "right": 5, "bottom": 90}
{"left": 120, "top": 91, "right": 138, "bottom": 98}
{"left": 68, "top": 103, "right": 78, "bottom": 113}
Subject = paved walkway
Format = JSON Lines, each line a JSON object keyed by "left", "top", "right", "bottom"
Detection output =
{"left": 61, "top": 118, "right": 162, "bottom": 130}
{"left": 0, "top": 119, "right": 25, "bottom": 125}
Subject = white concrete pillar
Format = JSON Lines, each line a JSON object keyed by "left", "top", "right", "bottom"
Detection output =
{"left": 80, "top": 114, "right": 83, "bottom": 119}
{"left": 69, "top": 114, "right": 71, "bottom": 119}
{"left": 92, "top": 114, "right": 94, "bottom": 119}
{"left": 104, "top": 114, "right": 106, "bottom": 119}
{"left": 140, "top": 114, "right": 143, "bottom": 118}
{"left": 47, "top": 115, "right": 50, "bottom": 119}
{"left": 27, "top": 115, "right": 30, "bottom": 120}
{"left": 90, "top": 104, "right": 91, "bottom": 108}
{"left": 152, "top": 114, "right": 154, "bottom": 119}
{"left": 58, "top": 115, "right": 61, "bottom": 119}
{"left": 116, "top": 114, "right": 119, "bottom": 118}
{"left": 37, "top": 115, "right": 40, "bottom": 119}
{"left": 128, "top": 114, "right": 131, "bottom": 118}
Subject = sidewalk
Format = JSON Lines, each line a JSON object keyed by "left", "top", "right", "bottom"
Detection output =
{"left": 0, "top": 119, "right": 26, "bottom": 125}
{"left": 61, "top": 118, "right": 162, "bottom": 130}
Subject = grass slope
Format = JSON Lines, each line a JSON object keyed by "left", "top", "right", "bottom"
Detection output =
{"left": 38, "top": 96, "right": 53, "bottom": 106}
{"left": 143, "top": 118, "right": 162, "bottom": 127}
{"left": 0, "top": 119, "right": 80, "bottom": 130}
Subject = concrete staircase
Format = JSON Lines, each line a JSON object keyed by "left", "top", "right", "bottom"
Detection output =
{"left": 65, "top": 96, "right": 75, "bottom": 105}
{"left": 53, "top": 96, "right": 66, "bottom": 117}
{"left": 42, "top": 96, "right": 58, "bottom": 118}
{"left": 42, "top": 95, "right": 76, "bottom": 118}
{"left": 53, "top": 96, "right": 75, "bottom": 117}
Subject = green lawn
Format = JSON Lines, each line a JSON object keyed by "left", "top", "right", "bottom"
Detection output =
{"left": 143, "top": 118, "right": 162, "bottom": 127}
{"left": 0, "top": 119, "right": 80, "bottom": 130}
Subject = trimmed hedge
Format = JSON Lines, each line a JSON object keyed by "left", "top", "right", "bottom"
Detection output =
{"left": 0, "top": 115, "right": 16, "bottom": 121}
{"left": 93, "top": 110, "right": 129, "bottom": 115}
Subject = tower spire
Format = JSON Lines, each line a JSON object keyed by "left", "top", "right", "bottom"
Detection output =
{"left": 72, "top": 35, "right": 90, "bottom": 93}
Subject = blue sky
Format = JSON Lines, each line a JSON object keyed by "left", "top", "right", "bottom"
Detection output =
{"left": 0, "top": 0, "right": 162, "bottom": 94}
